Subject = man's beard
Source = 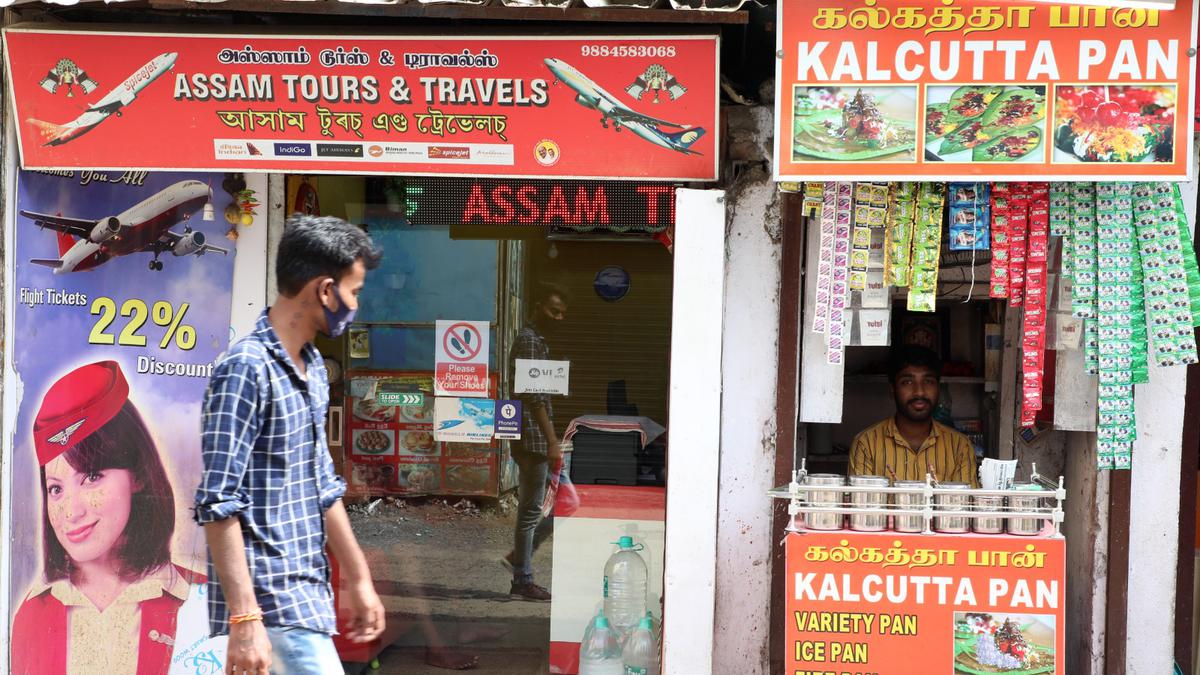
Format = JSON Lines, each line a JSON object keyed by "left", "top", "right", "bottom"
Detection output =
{"left": 898, "top": 397, "right": 934, "bottom": 422}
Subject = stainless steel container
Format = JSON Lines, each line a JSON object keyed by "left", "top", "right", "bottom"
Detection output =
{"left": 934, "top": 482, "right": 971, "bottom": 533}
{"left": 1007, "top": 482, "right": 1048, "bottom": 536}
{"left": 973, "top": 495, "right": 1006, "bottom": 534}
{"left": 892, "top": 480, "right": 927, "bottom": 533}
{"left": 848, "top": 476, "right": 889, "bottom": 531}
{"left": 804, "top": 474, "right": 846, "bottom": 531}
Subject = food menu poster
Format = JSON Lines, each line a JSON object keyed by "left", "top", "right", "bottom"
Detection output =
{"left": 346, "top": 372, "right": 499, "bottom": 498}
{"left": 785, "top": 532, "right": 1066, "bottom": 675}
{"left": 775, "top": 0, "right": 1198, "bottom": 181}
{"left": 3, "top": 29, "right": 718, "bottom": 181}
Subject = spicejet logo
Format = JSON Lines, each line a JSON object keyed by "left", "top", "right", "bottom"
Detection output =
{"left": 274, "top": 142, "right": 312, "bottom": 157}
{"left": 429, "top": 146, "right": 470, "bottom": 159}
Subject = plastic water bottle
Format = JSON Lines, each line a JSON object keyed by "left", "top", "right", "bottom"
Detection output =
{"left": 621, "top": 614, "right": 660, "bottom": 675}
{"left": 603, "top": 536, "right": 648, "bottom": 639}
{"left": 580, "top": 603, "right": 604, "bottom": 649}
{"left": 579, "top": 614, "right": 623, "bottom": 675}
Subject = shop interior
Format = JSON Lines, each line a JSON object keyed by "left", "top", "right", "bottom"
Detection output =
{"left": 291, "top": 175, "right": 674, "bottom": 673}
{"left": 804, "top": 296, "right": 1005, "bottom": 475}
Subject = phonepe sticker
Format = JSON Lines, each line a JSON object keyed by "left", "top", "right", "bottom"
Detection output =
{"left": 495, "top": 400, "right": 522, "bottom": 440}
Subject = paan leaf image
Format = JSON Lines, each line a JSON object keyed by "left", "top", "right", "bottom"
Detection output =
{"left": 972, "top": 127, "right": 1043, "bottom": 162}
{"left": 949, "top": 86, "right": 1005, "bottom": 119}
{"left": 980, "top": 89, "right": 1046, "bottom": 129}
{"left": 793, "top": 89, "right": 916, "bottom": 161}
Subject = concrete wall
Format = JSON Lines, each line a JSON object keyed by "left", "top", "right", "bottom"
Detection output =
{"left": 712, "top": 105, "right": 783, "bottom": 673}
{"left": 1125, "top": 158, "right": 1199, "bottom": 674}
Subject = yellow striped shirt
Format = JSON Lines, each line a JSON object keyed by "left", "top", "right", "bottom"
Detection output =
{"left": 848, "top": 417, "right": 979, "bottom": 487}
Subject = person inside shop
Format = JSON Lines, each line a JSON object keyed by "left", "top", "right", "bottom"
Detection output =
{"left": 503, "top": 282, "right": 571, "bottom": 602}
{"left": 848, "top": 344, "right": 980, "bottom": 487}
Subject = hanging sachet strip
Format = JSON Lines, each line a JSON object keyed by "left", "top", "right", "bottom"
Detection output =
{"left": 1020, "top": 184, "right": 1050, "bottom": 428}
{"left": 885, "top": 182, "right": 917, "bottom": 288}
{"left": 907, "top": 183, "right": 944, "bottom": 313}
{"left": 811, "top": 182, "right": 837, "bottom": 335}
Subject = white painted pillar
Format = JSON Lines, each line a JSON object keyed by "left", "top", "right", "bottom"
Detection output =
{"left": 229, "top": 173, "right": 270, "bottom": 340}
{"left": 662, "top": 188, "right": 726, "bottom": 675}
{"left": 1125, "top": 160, "right": 1198, "bottom": 675}
{"left": 712, "top": 160, "right": 783, "bottom": 671}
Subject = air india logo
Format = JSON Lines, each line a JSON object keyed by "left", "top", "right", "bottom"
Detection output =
{"left": 534, "top": 139, "right": 560, "bottom": 167}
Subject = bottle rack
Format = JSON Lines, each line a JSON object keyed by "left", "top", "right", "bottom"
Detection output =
{"left": 767, "top": 458, "right": 1066, "bottom": 538}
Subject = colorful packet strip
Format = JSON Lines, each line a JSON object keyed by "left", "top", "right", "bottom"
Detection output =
{"left": 827, "top": 182, "right": 855, "bottom": 365}
{"left": 1008, "top": 184, "right": 1030, "bottom": 307}
{"left": 1168, "top": 183, "right": 1200, "bottom": 327}
{"left": 1049, "top": 183, "right": 1071, "bottom": 237}
{"left": 907, "top": 183, "right": 944, "bottom": 313}
{"left": 812, "top": 182, "right": 837, "bottom": 335}
{"left": 802, "top": 181, "right": 825, "bottom": 217}
{"left": 1070, "top": 183, "right": 1098, "bottom": 321}
{"left": 990, "top": 183, "right": 1011, "bottom": 298}
{"left": 948, "top": 182, "right": 991, "bottom": 251}
{"left": 885, "top": 182, "right": 917, "bottom": 287}
{"left": 1020, "top": 185, "right": 1050, "bottom": 428}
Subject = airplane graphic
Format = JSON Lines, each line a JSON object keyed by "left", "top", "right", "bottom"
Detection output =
{"left": 22, "top": 180, "right": 228, "bottom": 274}
{"left": 543, "top": 58, "right": 705, "bottom": 155}
{"left": 27, "top": 52, "right": 178, "bottom": 146}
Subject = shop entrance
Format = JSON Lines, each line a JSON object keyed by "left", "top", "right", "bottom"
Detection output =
{"left": 290, "top": 175, "right": 675, "bottom": 673}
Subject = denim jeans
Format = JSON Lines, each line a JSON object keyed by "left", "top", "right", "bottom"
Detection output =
{"left": 513, "top": 450, "right": 555, "bottom": 584}
{"left": 265, "top": 626, "right": 344, "bottom": 675}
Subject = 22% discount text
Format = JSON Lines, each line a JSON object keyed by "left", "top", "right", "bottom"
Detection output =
{"left": 87, "top": 297, "right": 197, "bottom": 350}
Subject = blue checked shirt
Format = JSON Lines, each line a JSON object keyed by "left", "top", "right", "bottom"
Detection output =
{"left": 512, "top": 326, "right": 553, "bottom": 457}
{"left": 195, "top": 310, "right": 346, "bottom": 636}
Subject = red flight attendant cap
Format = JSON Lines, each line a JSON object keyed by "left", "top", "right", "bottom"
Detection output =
{"left": 32, "top": 361, "right": 129, "bottom": 466}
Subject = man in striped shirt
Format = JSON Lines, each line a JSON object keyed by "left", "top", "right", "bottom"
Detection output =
{"left": 849, "top": 345, "right": 980, "bottom": 487}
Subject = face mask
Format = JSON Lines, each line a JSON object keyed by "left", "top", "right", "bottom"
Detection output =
{"left": 320, "top": 283, "right": 356, "bottom": 338}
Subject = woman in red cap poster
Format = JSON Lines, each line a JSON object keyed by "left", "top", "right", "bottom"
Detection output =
{"left": 8, "top": 170, "right": 241, "bottom": 673}
{"left": 10, "top": 360, "right": 205, "bottom": 674}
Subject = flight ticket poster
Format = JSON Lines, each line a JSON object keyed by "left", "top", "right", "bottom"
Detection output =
{"left": 7, "top": 170, "right": 238, "bottom": 674}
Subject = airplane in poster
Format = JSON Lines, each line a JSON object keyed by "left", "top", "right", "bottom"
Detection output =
{"left": 27, "top": 52, "right": 178, "bottom": 146}
{"left": 543, "top": 58, "right": 706, "bottom": 155}
{"left": 22, "top": 179, "right": 228, "bottom": 274}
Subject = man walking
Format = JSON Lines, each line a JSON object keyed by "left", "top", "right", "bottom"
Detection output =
{"left": 196, "top": 215, "right": 385, "bottom": 674}
{"left": 504, "top": 283, "right": 570, "bottom": 601}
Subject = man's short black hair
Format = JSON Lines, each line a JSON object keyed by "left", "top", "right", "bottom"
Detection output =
{"left": 887, "top": 344, "right": 942, "bottom": 383}
{"left": 532, "top": 281, "right": 571, "bottom": 307}
{"left": 276, "top": 214, "right": 382, "bottom": 297}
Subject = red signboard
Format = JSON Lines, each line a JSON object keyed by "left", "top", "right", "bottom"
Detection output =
{"left": 775, "top": 0, "right": 1198, "bottom": 181}
{"left": 2, "top": 29, "right": 719, "bottom": 180}
{"left": 786, "top": 532, "right": 1066, "bottom": 675}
